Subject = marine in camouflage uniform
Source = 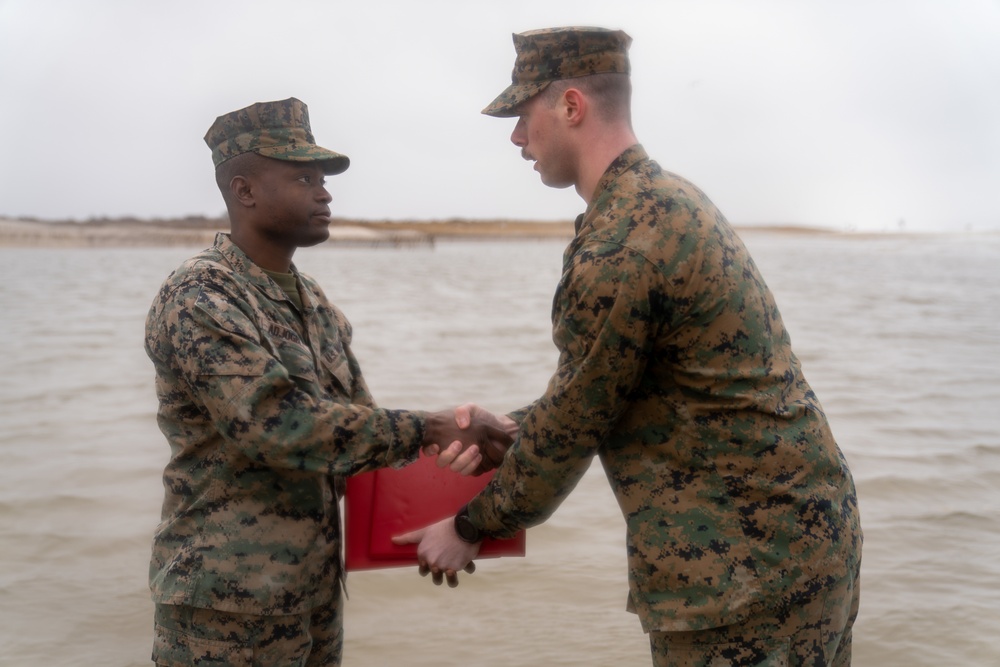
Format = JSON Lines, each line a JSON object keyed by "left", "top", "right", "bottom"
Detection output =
{"left": 145, "top": 98, "right": 504, "bottom": 665}
{"left": 410, "top": 28, "right": 862, "bottom": 666}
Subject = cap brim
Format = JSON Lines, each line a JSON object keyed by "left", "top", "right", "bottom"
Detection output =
{"left": 481, "top": 81, "right": 551, "bottom": 117}
{"left": 256, "top": 145, "right": 350, "bottom": 175}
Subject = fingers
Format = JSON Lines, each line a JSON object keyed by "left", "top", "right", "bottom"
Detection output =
{"left": 444, "top": 564, "right": 476, "bottom": 587}
{"left": 435, "top": 440, "right": 478, "bottom": 469}
{"left": 435, "top": 439, "right": 484, "bottom": 474}
{"left": 450, "top": 444, "right": 483, "bottom": 476}
{"left": 418, "top": 564, "right": 473, "bottom": 587}
{"left": 416, "top": 558, "right": 476, "bottom": 587}
{"left": 391, "top": 528, "right": 425, "bottom": 545}
{"left": 418, "top": 564, "right": 452, "bottom": 587}
{"left": 410, "top": 517, "right": 482, "bottom": 586}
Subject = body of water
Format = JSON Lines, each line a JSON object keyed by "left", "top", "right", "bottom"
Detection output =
{"left": 1, "top": 232, "right": 998, "bottom": 665}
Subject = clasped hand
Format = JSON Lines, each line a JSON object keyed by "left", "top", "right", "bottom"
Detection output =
{"left": 421, "top": 403, "right": 517, "bottom": 476}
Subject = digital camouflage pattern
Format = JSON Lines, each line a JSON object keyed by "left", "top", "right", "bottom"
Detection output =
{"left": 145, "top": 233, "right": 426, "bottom": 616}
{"left": 482, "top": 27, "right": 632, "bottom": 117}
{"left": 204, "top": 97, "right": 350, "bottom": 174}
{"left": 649, "top": 561, "right": 860, "bottom": 666}
{"left": 152, "top": 597, "right": 342, "bottom": 666}
{"left": 468, "top": 145, "right": 862, "bottom": 634}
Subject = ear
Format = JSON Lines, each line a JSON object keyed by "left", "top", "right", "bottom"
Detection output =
{"left": 230, "top": 175, "right": 255, "bottom": 209}
{"left": 561, "top": 87, "right": 587, "bottom": 127}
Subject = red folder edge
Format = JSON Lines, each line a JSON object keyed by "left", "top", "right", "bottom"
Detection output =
{"left": 344, "top": 454, "right": 525, "bottom": 571}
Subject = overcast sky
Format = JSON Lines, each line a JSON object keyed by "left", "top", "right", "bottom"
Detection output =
{"left": 1, "top": 0, "right": 998, "bottom": 232}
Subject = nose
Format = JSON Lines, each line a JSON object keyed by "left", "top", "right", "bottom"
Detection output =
{"left": 317, "top": 184, "right": 332, "bottom": 203}
{"left": 510, "top": 117, "right": 526, "bottom": 147}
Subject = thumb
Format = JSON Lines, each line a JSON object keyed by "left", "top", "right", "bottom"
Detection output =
{"left": 454, "top": 403, "right": 475, "bottom": 429}
{"left": 391, "top": 527, "right": 426, "bottom": 545}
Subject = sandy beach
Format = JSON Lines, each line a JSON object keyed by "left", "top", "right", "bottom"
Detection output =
{"left": 0, "top": 215, "right": 851, "bottom": 248}
{"left": 0, "top": 216, "right": 581, "bottom": 248}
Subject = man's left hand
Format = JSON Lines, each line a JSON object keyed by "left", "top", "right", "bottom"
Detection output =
{"left": 392, "top": 517, "right": 481, "bottom": 587}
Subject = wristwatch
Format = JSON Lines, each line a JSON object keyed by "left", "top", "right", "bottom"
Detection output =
{"left": 454, "top": 504, "right": 484, "bottom": 544}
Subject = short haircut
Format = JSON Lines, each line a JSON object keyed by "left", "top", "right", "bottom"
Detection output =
{"left": 538, "top": 72, "right": 632, "bottom": 122}
{"left": 214, "top": 152, "right": 265, "bottom": 204}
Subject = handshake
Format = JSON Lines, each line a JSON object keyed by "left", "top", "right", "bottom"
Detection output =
{"left": 420, "top": 403, "right": 518, "bottom": 476}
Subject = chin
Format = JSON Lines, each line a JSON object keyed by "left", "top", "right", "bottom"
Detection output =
{"left": 539, "top": 175, "right": 574, "bottom": 190}
{"left": 536, "top": 166, "right": 572, "bottom": 189}
{"left": 299, "top": 228, "right": 331, "bottom": 247}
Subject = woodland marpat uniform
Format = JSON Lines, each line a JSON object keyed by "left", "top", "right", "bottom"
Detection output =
{"left": 468, "top": 145, "right": 862, "bottom": 632}
{"left": 144, "top": 96, "right": 504, "bottom": 665}
{"left": 145, "top": 233, "right": 425, "bottom": 615}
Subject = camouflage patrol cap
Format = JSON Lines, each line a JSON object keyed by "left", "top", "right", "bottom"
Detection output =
{"left": 483, "top": 27, "right": 632, "bottom": 118}
{"left": 204, "top": 97, "right": 350, "bottom": 175}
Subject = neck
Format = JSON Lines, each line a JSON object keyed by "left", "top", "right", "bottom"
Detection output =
{"left": 229, "top": 225, "right": 294, "bottom": 272}
{"left": 574, "top": 124, "right": 639, "bottom": 205}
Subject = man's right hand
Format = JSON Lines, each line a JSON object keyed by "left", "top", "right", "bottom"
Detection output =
{"left": 423, "top": 403, "right": 517, "bottom": 476}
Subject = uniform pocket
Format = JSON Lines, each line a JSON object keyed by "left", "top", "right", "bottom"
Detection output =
{"left": 661, "top": 636, "right": 791, "bottom": 667}
{"left": 320, "top": 354, "right": 353, "bottom": 395}
{"left": 152, "top": 620, "right": 252, "bottom": 667}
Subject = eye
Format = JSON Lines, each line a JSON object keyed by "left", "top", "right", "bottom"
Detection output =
{"left": 297, "top": 172, "right": 325, "bottom": 186}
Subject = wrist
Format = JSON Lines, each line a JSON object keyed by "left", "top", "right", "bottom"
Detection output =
{"left": 501, "top": 416, "right": 519, "bottom": 440}
{"left": 421, "top": 410, "right": 447, "bottom": 447}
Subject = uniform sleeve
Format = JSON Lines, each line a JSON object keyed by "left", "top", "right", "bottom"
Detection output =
{"left": 469, "top": 243, "right": 658, "bottom": 536}
{"left": 505, "top": 402, "right": 537, "bottom": 425}
{"left": 148, "top": 277, "right": 426, "bottom": 476}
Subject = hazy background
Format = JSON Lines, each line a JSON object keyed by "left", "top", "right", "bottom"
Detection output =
{"left": 1, "top": 0, "right": 998, "bottom": 232}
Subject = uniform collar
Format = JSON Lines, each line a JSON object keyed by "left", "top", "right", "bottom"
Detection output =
{"left": 578, "top": 144, "right": 649, "bottom": 234}
{"left": 213, "top": 232, "right": 297, "bottom": 304}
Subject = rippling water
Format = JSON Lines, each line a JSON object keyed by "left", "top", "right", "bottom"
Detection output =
{"left": 1, "top": 233, "right": 998, "bottom": 665}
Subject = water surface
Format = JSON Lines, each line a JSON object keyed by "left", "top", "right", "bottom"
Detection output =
{"left": 1, "top": 233, "right": 998, "bottom": 665}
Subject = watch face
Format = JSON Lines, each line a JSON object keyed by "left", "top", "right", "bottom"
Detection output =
{"left": 455, "top": 515, "right": 480, "bottom": 543}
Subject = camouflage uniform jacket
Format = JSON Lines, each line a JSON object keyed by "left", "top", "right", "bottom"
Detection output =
{"left": 145, "top": 232, "right": 426, "bottom": 615}
{"left": 468, "top": 146, "right": 862, "bottom": 633}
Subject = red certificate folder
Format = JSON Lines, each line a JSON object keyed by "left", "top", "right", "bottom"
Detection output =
{"left": 344, "top": 454, "right": 526, "bottom": 571}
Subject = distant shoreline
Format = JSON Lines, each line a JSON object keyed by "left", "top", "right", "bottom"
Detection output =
{"left": 0, "top": 216, "right": 579, "bottom": 248}
{"left": 0, "top": 215, "right": 935, "bottom": 248}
